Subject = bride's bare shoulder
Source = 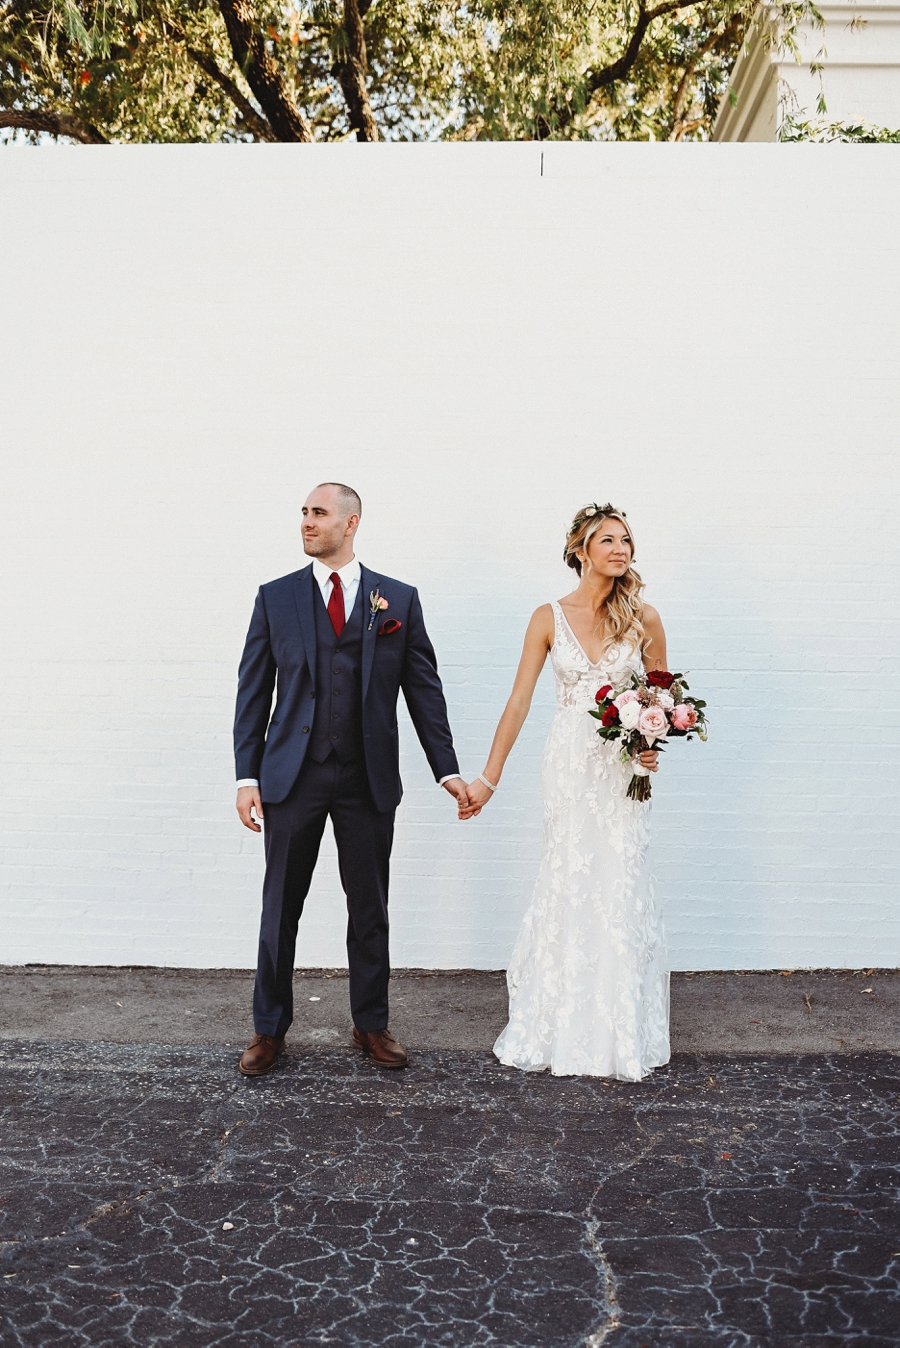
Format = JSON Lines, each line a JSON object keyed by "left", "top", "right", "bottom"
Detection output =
{"left": 526, "top": 603, "right": 555, "bottom": 639}
{"left": 643, "top": 603, "right": 664, "bottom": 630}
{"left": 533, "top": 601, "right": 554, "bottom": 619}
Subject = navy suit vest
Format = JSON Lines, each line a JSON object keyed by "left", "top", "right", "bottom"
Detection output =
{"left": 309, "top": 587, "right": 365, "bottom": 764}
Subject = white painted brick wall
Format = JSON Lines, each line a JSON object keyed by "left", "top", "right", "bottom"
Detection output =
{"left": 1, "top": 144, "right": 898, "bottom": 970}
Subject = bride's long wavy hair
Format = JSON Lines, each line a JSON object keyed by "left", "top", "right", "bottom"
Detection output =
{"left": 563, "top": 504, "right": 646, "bottom": 652}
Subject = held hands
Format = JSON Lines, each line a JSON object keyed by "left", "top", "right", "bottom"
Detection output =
{"left": 441, "top": 777, "right": 470, "bottom": 813}
{"left": 237, "top": 785, "right": 264, "bottom": 832}
{"left": 460, "top": 777, "right": 493, "bottom": 819}
{"left": 441, "top": 776, "right": 489, "bottom": 820}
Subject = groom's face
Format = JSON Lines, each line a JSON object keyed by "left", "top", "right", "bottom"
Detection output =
{"left": 301, "top": 486, "right": 356, "bottom": 559}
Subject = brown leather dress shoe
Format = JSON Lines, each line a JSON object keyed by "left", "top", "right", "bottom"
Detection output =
{"left": 239, "top": 1033, "right": 285, "bottom": 1076}
{"left": 352, "top": 1027, "right": 409, "bottom": 1069}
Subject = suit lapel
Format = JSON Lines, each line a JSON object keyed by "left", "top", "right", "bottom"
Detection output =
{"left": 292, "top": 564, "right": 317, "bottom": 681}
{"left": 361, "top": 565, "right": 380, "bottom": 704}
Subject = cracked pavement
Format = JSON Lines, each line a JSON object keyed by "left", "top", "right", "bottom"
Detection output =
{"left": 1, "top": 1027, "right": 899, "bottom": 1344}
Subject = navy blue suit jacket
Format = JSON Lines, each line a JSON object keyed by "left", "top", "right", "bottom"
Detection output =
{"left": 233, "top": 564, "right": 460, "bottom": 813}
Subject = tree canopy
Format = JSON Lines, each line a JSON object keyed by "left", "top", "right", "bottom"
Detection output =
{"left": 1, "top": 0, "right": 821, "bottom": 144}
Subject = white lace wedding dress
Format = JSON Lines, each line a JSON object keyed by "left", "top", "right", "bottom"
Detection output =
{"left": 493, "top": 600, "right": 670, "bottom": 1080}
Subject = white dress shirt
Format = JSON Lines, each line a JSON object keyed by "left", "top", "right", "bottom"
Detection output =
{"left": 311, "top": 554, "right": 361, "bottom": 619}
{"left": 236, "top": 554, "right": 461, "bottom": 790}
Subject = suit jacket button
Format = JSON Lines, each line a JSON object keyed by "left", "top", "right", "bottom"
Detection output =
{"left": 302, "top": 726, "right": 310, "bottom": 733}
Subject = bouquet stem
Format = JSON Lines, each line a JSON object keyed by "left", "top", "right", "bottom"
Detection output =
{"left": 627, "top": 773, "right": 652, "bottom": 803}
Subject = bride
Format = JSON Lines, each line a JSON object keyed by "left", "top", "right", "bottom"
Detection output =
{"left": 463, "top": 503, "right": 670, "bottom": 1080}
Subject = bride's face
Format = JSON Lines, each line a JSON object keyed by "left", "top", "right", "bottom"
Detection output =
{"left": 581, "top": 519, "right": 632, "bottom": 578}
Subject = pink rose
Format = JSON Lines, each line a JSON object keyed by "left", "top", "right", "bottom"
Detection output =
{"left": 671, "top": 703, "right": 698, "bottom": 731}
{"left": 614, "top": 690, "right": 639, "bottom": 709}
{"left": 638, "top": 705, "right": 669, "bottom": 743}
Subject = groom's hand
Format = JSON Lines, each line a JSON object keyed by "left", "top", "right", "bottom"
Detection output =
{"left": 442, "top": 777, "right": 472, "bottom": 818}
{"left": 237, "top": 785, "right": 264, "bottom": 832}
{"left": 459, "top": 778, "right": 492, "bottom": 819}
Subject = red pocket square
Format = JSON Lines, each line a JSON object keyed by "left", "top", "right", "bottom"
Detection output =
{"left": 378, "top": 619, "right": 402, "bottom": 636}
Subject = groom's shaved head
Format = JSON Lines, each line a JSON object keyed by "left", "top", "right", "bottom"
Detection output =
{"left": 302, "top": 482, "right": 361, "bottom": 565}
{"left": 317, "top": 482, "right": 362, "bottom": 518}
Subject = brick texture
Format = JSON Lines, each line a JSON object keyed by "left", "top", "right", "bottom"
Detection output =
{"left": 0, "top": 145, "right": 898, "bottom": 969}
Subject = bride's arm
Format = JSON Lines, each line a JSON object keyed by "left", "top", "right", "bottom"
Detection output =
{"left": 640, "top": 604, "right": 667, "bottom": 772}
{"left": 642, "top": 604, "right": 667, "bottom": 673}
{"left": 461, "top": 604, "right": 553, "bottom": 818}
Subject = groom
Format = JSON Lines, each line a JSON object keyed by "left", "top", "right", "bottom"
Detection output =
{"left": 234, "top": 483, "right": 469, "bottom": 1075}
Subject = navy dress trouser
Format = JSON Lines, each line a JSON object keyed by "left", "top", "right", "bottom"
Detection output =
{"left": 253, "top": 756, "right": 395, "bottom": 1039}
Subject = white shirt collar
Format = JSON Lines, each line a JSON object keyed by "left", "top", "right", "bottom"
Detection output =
{"left": 312, "top": 556, "right": 360, "bottom": 587}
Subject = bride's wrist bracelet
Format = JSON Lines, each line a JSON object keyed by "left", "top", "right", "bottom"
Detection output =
{"left": 478, "top": 773, "right": 498, "bottom": 793}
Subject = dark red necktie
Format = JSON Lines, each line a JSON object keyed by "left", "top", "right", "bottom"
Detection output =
{"left": 327, "top": 572, "right": 345, "bottom": 638}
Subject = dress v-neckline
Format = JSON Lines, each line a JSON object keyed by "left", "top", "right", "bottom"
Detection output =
{"left": 554, "top": 600, "right": 608, "bottom": 669}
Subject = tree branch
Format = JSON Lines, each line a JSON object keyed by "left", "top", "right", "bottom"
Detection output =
{"left": 160, "top": 12, "right": 277, "bottom": 140}
{"left": 0, "top": 108, "right": 107, "bottom": 143}
{"left": 667, "top": 13, "right": 743, "bottom": 140}
{"left": 216, "top": 0, "right": 312, "bottom": 142}
{"left": 185, "top": 44, "right": 277, "bottom": 141}
{"left": 537, "top": 0, "right": 713, "bottom": 138}
{"left": 333, "top": 0, "right": 378, "bottom": 141}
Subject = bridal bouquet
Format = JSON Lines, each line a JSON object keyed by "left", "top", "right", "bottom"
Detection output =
{"left": 589, "top": 670, "right": 708, "bottom": 802}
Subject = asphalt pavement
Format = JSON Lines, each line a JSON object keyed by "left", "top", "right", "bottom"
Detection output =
{"left": 1, "top": 966, "right": 897, "bottom": 1054}
{"left": 1, "top": 968, "right": 897, "bottom": 1346}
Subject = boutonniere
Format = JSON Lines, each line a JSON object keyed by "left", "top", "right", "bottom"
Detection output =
{"left": 367, "top": 589, "right": 389, "bottom": 631}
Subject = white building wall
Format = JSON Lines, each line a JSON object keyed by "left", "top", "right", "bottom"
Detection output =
{"left": 1, "top": 144, "right": 898, "bottom": 971}
{"left": 714, "top": 2, "right": 900, "bottom": 141}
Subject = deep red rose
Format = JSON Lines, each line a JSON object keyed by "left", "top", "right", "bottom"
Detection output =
{"left": 378, "top": 618, "right": 402, "bottom": 636}
{"left": 595, "top": 684, "right": 612, "bottom": 704}
{"left": 601, "top": 705, "right": 620, "bottom": 727}
{"left": 647, "top": 671, "right": 675, "bottom": 690}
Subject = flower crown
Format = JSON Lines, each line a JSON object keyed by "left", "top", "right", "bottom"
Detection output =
{"left": 567, "top": 502, "right": 625, "bottom": 537}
